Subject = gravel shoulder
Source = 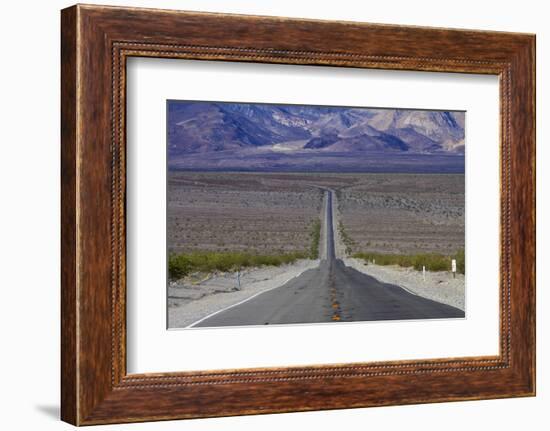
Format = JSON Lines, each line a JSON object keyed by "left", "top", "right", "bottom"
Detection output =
{"left": 168, "top": 259, "right": 320, "bottom": 328}
{"left": 343, "top": 257, "right": 465, "bottom": 311}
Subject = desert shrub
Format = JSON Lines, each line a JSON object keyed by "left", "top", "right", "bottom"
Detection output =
{"left": 411, "top": 254, "right": 450, "bottom": 272}
{"left": 353, "top": 250, "right": 465, "bottom": 274}
{"left": 453, "top": 248, "right": 465, "bottom": 274}
{"left": 168, "top": 251, "right": 308, "bottom": 280}
{"left": 168, "top": 254, "right": 193, "bottom": 279}
{"left": 309, "top": 219, "right": 321, "bottom": 259}
{"left": 338, "top": 221, "right": 355, "bottom": 255}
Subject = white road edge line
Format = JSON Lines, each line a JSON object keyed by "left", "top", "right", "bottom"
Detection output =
{"left": 185, "top": 264, "right": 318, "bottom": 329}
{"left": 395, "top": 284, "right": 420, "bottom": 296}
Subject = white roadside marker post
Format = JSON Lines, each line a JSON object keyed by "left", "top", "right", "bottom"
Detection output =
{"left": 451, "top": 259, "right": 457, "bottom": 279}
{"left": 237, "top": 270, "right": 241, "bottom": 290}
{"left": 423, "top": 265, "right": 426, "bottom": 282}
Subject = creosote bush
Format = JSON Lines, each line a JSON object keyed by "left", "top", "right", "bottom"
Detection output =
{"left": 309, "top": 219, "right": 321, "bottom": 259}
{"left": 353, "top": 249, "right": 465, "bottom": 274}
{"left": 168, "top": 251, "right": 308, "bottom": 280}
{"left": 169, "top": 217, "right": 323, "bottom": 279}
{"left": 338, "top": 221, "right": 356, "bottom": 255}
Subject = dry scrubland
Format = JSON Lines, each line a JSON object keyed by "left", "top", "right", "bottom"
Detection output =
{"left": 168, "top": 172, "right": 325, "bottom": 256}
{"left": 337, "top": 174, "right": 464, "bottom": 256}
{"left": 168, "top": 172, "right": 464, "bottom": 275}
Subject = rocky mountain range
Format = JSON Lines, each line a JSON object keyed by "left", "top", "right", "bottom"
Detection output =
{"left": 167, "top": 101, "right": 465, "bottom": 173}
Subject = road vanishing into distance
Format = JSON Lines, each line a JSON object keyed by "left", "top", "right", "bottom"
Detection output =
{"left": 195, "top": 190, "right": 465, "bottom": 327}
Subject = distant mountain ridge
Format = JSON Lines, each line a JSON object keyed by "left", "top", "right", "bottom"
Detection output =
{"left": 168, "top": 101, "right": 465, "bottom": 173}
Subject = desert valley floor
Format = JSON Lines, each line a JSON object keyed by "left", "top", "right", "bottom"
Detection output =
{"left": 168, "top": 171, "right": 464, "bottom": 256}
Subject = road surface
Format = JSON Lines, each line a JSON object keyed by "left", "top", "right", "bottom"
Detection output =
{"left": 195, "top": 190, "right": 464, "bottom": 327}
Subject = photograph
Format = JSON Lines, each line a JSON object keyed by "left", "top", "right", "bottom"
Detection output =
{"left": 167, "top": 101, "right": 466, "bottom": 328}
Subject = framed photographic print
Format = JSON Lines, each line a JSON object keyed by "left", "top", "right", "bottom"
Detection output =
{"left": 61, "top": 4, "right": 536, "bottom": 425}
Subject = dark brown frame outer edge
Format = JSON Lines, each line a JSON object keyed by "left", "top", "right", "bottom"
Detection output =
{"left": 61, "top": 4, "right": 535, "bottom": 426}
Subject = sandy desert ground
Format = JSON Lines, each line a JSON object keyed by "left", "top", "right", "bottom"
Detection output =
{"left": 337, "top": 174, "right": 464, "bottom": 255}
{"left": 168, "top": 172, "right": 464, "bottom": 257}
{"left": 168, "top": 172, "right": 324, "bottom": 255}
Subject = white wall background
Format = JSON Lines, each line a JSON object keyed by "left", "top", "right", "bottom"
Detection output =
{"left": 0, "top": 0, "right": 546, "bottom": 429}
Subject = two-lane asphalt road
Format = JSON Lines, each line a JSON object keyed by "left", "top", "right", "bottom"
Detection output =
{"left": 195, "top": 190, "right": 464, "bottom": 327}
